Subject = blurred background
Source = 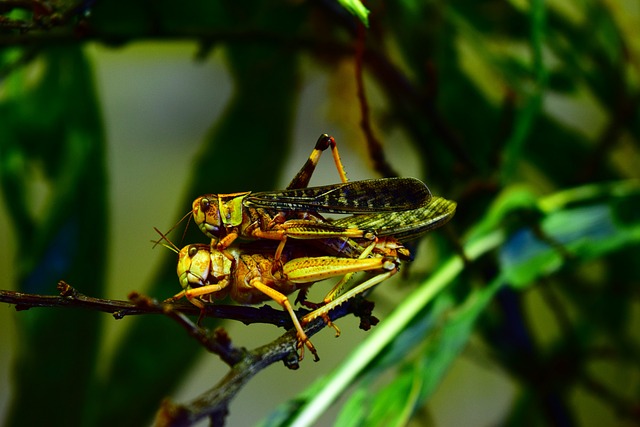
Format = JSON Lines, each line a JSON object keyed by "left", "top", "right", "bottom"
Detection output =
{"left": 1, "top": 1, "right": 639, "bottom": 426}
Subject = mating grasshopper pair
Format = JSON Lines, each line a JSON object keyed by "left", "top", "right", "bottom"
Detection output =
{"left": 162, "top": 134, "right": 456, "bottom": 361}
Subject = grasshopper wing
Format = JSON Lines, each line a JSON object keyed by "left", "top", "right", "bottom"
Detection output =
{"left": 330, "top": 196, "right": 457, "bottom": 241}
{"left": 244, "top": 177, "right": 431, "bottom": 214}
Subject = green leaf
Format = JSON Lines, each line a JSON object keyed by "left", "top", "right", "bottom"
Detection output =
{"left": 332, "top": 293, "right": 456, "bottom": 426}
{"left": 278, "top": 230, "right": 504, "bottom": 426}
{"left": 465, "top": 186, "right": 539, "bottom": 241}
{"left": 276, "top": 180, "right": 640, "bottom": 426}
{"left": 333, "top": 388, "right": 369, "bottom": 427}
{"left": 258, "top": 377, "right": 331, "bottom": 427}
{"left": 362, "top": 363, "right": 424, "bottom": 427}
{"left": 337, "top": 0, "right": 370, "bottom": 27}
{"left": 500, "top": 0, "right": 547, "bottom": 183}
{"left": 500, "top": 182, "right": 640, "bottom": 288}
{"left": 342, "top": 277, "right": 504, "bottom": 427}
{"left": 0, "top": 46, "right": 108, "bottom": 427}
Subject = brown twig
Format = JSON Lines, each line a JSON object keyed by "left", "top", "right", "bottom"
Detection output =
{"left": 0, "top": 281, "right": 299, "bottom": 328}
{"left": 152, "top": 294, "right": 380, "bottom": 426}
{"left": 354, "top": 23, "right": 398, "bottom": 178}
{"left": 0, "top": 281, "right": 151, "bottom": 314}
{"left": 154, "top": 329, "right": 308, "bottom": 426}
{"left": 128, "top": 292, "right": 248, "bottom": 366}
{"left": 153, "top": 305, "right": 354, "bottom": 427}
{"left": 1, "top": 280, "right": 375, "bottom": 426}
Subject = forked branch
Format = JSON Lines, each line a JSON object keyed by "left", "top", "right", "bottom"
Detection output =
{"left": 0, "top": 280, "right": 375, "bottom": 426}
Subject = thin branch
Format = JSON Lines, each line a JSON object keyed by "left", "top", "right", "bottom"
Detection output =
{"left": 1, "top": 280, "right": 377, "bottom": 427}
{"left": 152, "top": 301, "right": 361, "bottom": 427}
{"left": 354, "top": 23, "right": 398, "bottom": 178}
{"left": 0, "top": 281, "right": 149, "bottom": 314}
{"left": 0, "top": 281, "right": 298, "bottom": 328}
{"left": 128, "top": 292, "right": 248, "bottom": 366}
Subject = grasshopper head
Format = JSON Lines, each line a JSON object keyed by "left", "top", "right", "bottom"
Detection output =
{"left": 193, "top": 192, "right": 251, "bottom": 239}
{"left": 177, "top": 244, "right": 233, "bottom": 300}
{"left": 192, "top": 195, "right": 222, "bottom": 239}
{"left": 177, "top": 244, "right": 212, "bottom": 290}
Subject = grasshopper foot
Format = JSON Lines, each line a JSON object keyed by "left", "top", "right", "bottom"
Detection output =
{"left": 297, "top": 335, "right": 320, "bottom": 362}
{"left": 320, "top": 312, "right": 341, "bottom": 337}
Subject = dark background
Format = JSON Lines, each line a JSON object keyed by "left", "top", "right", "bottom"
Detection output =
{"left": 1, "top": 1, "right": 639, "bottom": 426}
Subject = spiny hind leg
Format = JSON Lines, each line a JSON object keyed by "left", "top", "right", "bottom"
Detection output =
{"left": 301, "top": 269, "right": 397, "bottom": 330}
{"left": 287, "top": 134, "right": 349, "bottom": 190}
{"left": 249, "top": 278, "right": 319, "bottom": 362}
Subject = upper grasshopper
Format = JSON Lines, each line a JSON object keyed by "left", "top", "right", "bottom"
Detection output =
{"left": 189, "top": 135, "right": 456, "bottom": 261}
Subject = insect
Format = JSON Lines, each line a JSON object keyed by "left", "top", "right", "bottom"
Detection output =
{"left": 155, "top": 135, "right": 457, "bottom": 361}
{"left": 330, "top": 195, "right": 457, "bottom": 244}
{"left": 160, "top": 233, "right": 403, "bottom": 362}
{"left": 189, "top": 134, "right": 450, "bottom": 262}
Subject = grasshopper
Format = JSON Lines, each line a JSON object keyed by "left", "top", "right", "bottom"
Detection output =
{"left": 162, "top": 235, "right": 402, "bottom": 361}
{"left": 190, "top": 134, "right": 452, "bottom": 262}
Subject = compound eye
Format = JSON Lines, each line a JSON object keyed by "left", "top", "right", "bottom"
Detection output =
{"left": 200, "top": 198, "right": 211, "bottom": 211}
{"left": 188, "top": 245, "right": 198, "bottom": 258}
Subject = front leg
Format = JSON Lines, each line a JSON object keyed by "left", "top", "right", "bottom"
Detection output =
{"left": 165, "top": 283, "right": 228, "bottom": 308}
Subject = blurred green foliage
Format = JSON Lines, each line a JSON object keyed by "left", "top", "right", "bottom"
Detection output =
{"left": 1, "top": 0, "right": 639, "bottom": 426}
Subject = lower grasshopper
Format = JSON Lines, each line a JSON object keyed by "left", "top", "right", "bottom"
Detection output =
{"left": 161, "top": 235, "right": 402, "bottom": 361}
